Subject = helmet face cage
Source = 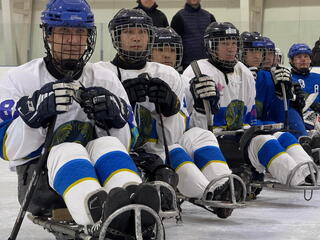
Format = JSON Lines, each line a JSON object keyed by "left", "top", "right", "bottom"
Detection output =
{"left": 40, "top": 0, "right": 96, "bottom": 76}
{"left": 240, "top": 38, "right": 265, "bottom": 67}
{"left": 151, "top": 42, "right": 183, "bottom": 69}
{"left": 110, "top": 23, "right": 154, "bottom": 62}
{"left": 242, "top": 48, "right": 264, "bottom": 68}
{"left": 205, "top": 36, "right": 240, "bottom": 69}
{"left": 42, "top": 26, "right": 96, "bottom": 74}
{"left": 262, "top": 48, "right": 276, "bottom": 69}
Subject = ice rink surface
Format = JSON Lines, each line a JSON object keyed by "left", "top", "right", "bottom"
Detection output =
{"left": 1, "top": 160, "right": 320, "bottom": 240}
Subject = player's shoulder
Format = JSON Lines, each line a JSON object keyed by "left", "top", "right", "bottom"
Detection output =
{"left": 3, "top": 58, "right": 45, "bottom": 87}
{"left": 145, "top": 62, "right": 180, "bottom": 79}
{"left": 183, "top": 59, "right": 214, "bottom": 76}
{"left": 85, "top": 62, "right": 121, "bottom": 86}
{"left": 235, "top": 61, "right": 251, "bottom": 74}
{"left": 6, "top": 58, "right": 43, "bottom": 79}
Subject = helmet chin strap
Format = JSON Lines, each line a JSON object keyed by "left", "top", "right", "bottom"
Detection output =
{"left": 290, "top": 61, "right": 311, "bottom": 76}
{"left": 291, "top": 66, "right": 310, "bottom": 76}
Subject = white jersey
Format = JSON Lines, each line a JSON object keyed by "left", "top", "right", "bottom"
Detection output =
{"left": 183, "top": 59, "right": 257, "bottom": 130}
{"left": 0, "top": 58, "right": 133, "bottom": 168}
{"left": 96, "top": 61, "right": 187, "bottom": 160}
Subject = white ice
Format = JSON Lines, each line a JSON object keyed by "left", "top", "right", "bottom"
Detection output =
{"left": 1, "top": 160, "right": 320, "bottom": 240}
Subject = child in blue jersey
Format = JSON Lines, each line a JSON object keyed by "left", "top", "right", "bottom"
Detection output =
{"left": 254, "top": 37, "right": 308, "bottom": 138}
{"left": 288, "top": 43, "right": 320, "bottom": 164}
{"left": 289, "top": 43, "right": 320, "bottom": 127}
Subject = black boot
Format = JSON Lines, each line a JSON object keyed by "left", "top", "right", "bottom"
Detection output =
{"left": 299, "top": 136, "right": 312, "bottom": 156}
{"left": 128, "top": 184, "right": 160, "bottom": 239}
{"left": 152, "top": 166, "right": 179, "bottom": 211}
{"left": 209, "top": 179, "right": 242, "bottom": 219}
{"left": 86, "top": 188, "right": 131, "bottom": 239}
{"left": 311, "top": 134, "right": 320, "bottom": 165}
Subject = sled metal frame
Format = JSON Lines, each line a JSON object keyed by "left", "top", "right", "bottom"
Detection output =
{"left": 99, "top": 204, "right": 165, "bottom": 240}
{"left": 28, "top": 214, "right": 90, "bottom": 240}
{"left": 214, "top": 124, "right": 320, "bottom": 201}
{"left": 28, "top": 204, "right": 165, "bottom": 240}
{"left": 251, "top": 162, "right": 320, "bottom": 201}
{"left": 178, "top": 174, "right": 247, "bottom": 209}
{"left": 149, "top": 181, "right": 182, "bottom": 223}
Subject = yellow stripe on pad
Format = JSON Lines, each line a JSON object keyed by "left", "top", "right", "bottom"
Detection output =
{"left": 2, "top": 133, "right": 9, "bottom": 161}
{"left": 103, "top": 168, "right": 139, "bottom": 186}
{"left": 267, "top": 152, "right": 286, "bottom": 168}
{"left": 201, "top": 160, "right": 227, "bottom": 171}
{"left": 176, "top": 161, "right": 193, "bottom": 171}
{"left": 63, "top": 177, "right": 99, "bottom": 198}
{"left": 286, "top": 143, "right": 299, "bottom": 150}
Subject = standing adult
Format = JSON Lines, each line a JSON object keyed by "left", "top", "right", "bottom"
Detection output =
{"left": 134, "top": 0, "right": 169, "bottom": 27}
{"left": 171, "top": 0, "right": 216, "bottom": 70}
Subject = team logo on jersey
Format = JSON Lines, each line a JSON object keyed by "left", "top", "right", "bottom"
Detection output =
{"left": 225, "top": 100, "right": 245, "bottom": 130}
{"left": 135, "top": 105, "right": 155, "bottom": 147}
{"left": 51, "top": 120, "right": 94, "bottom": 148}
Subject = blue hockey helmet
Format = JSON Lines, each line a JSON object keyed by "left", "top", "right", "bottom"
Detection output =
{"left": 40, "top": 0, "right": 96, "bottom": 76}
{"left": 287, "top": 43, "right": 312, "bottom": 59}
{"left": 41, "top": 0, "right": 94, "bottom": 30}
{"left": 263, "top": 37, "right": 275, "bottom": 51}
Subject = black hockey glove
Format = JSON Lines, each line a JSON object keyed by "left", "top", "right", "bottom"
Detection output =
{"left": 190, "top": 74, "right": 220, "bottom": 114}
{"left": 271, "top": 65, "right": 294, "bottom": 100}
{"left": 290, "top": 83, "right": 306, "bottom": 112}
{"left": 16, "top": 81, "right": 75, "bottom": 128}
{"left": 80, "top": 87, "right": 129, "bottom": 130}
{"left": 310, "top": 102, "right": 320, "bottom": 113}
{"left": 122, "top": 74, "right": 148, "bottom": 106}
{"left": 248, "top": 66, "right": 258, "bottom": 80}
{"left": 148, "top": 77, "right": 180, "bottom": 117}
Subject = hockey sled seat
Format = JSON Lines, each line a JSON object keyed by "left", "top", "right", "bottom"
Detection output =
{"left": 16, "top": 159, "right": 66, "bottom": 217}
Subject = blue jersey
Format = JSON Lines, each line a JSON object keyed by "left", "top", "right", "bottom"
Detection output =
{"left": 255, "top": 70, "right": 307, "bottom": 137}
{"left": 291, "top": 72, "right": 320, "bottom": 103}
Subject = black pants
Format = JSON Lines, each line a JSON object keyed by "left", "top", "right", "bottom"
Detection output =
{"left": 16, "top": 159, "right": 65, "bottom": 216}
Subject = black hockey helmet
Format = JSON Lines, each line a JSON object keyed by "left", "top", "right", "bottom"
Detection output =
{"left": 204, "top": 22, "right": 240, "bottom": 69}
{"left": 150, "top": 27, "right": 183, "bottom": 69}
{"left": 108, "top": 8, "right": 155, "bottom": 62}
{"left": 240, "top": 32, "right": 264, "bottom": 49}
{"left": 261, "top": 36, "right": 276, "bottom": 70}
{"left": 240, "top": 31, "right": 264, "bottom": 67}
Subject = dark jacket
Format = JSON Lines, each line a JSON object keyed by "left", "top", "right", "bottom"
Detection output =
{"left": 134, "top": 3, "right": 169, "bottom": 28}
{"left": 171, "top": 3, "right": 216, "bottom": 69}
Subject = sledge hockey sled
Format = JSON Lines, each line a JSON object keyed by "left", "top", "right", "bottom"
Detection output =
{"left": 16, "top": 160, "right": 165, "bottom": 240}
{"left": 28, "top": 204, "right": 165, "bottom": 240}
{"left": 250, "top": 161, "right": 320, "bottom": 201}
{"left": 214, "top": 123, "right": 320, "bottom": 201}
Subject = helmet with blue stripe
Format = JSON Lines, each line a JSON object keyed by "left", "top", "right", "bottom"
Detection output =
{"left": 263, "top": 37, "right": 275, "bottom": 51}
{"left": 41, "top": 0, "right": 94, "bottom": 30}
{"left": 41, "top": 0, "right": 96, "bottom": 76}
{"left": 288, "top": 43, "right": 312, "bottom": 59}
